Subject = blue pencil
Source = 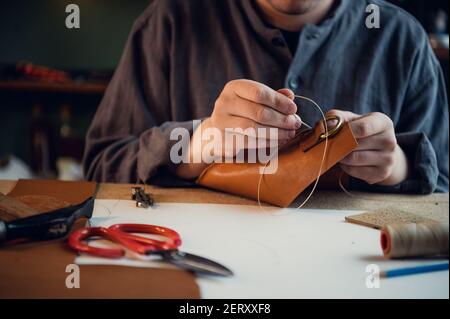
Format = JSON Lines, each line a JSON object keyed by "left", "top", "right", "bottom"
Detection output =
{"left": 381, "top": 263, "right": 449, "bottom": 278}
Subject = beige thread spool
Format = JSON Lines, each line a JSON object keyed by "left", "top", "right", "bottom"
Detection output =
{"left": 381, "top": 222, "right": 449, "bottom": 258}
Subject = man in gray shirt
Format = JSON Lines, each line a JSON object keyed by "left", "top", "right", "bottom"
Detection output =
{"left": 84, "top": 0, "right": 449, "bottom": 194}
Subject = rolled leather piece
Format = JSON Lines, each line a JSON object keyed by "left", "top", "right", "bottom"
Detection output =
{"left": 196, "top": 118, "right": 358, "bottom": 207}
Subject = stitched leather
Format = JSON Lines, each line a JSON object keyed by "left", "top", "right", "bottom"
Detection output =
{"left": 197, "top": 119, "right": 358, "bottom": 207}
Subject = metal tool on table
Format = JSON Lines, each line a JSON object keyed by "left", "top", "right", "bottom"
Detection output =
{"left": 0, "top": 197, "right": 95, "bottom": 244}
{"left": 68, "top": 223, "right": 233, "bottom": 277}
{"left": 131, "top": 186, "right": 154, "bottom": 208}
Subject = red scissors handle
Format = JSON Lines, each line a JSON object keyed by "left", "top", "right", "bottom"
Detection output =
{"left": 68, "top": 224, "right": 182, "bottom": 258}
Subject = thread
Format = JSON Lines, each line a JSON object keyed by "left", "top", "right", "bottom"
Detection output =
{"left": 381, "top": 222, "right": 449, "bottom": 258}
{"left": 257, "top": 95, "right": 329, "bottom": 210}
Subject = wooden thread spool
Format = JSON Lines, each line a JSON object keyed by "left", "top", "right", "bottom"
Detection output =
{"left": 381, "top": 222, "right": 449, "bottom": 258}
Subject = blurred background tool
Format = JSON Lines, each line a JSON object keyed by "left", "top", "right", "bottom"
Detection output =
{"left": 131, "top": 186, "right": 155, "bottom": 208}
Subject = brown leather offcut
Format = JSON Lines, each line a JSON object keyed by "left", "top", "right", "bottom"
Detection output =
{"left": 7, "top": 179, "right": 98, "bottom": 208}
{"left": 197, "top": 118, "right": 358, "bottom": 207}
{"left": 0, "top": 179, "right": 200, "bottom": 298}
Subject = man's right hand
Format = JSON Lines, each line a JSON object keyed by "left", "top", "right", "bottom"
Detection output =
{"left": 176, "top": 79, "right": 302, "bottom": 179}
{"left": 211, "top": 79, "right": 301, "bottom": 147}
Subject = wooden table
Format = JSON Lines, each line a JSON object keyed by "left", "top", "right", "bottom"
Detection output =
{"left": 0, "top": 179, "right": 448, "bottom": 298}
{"left": 1, "top": 180, "right": 448, "bottom": 217}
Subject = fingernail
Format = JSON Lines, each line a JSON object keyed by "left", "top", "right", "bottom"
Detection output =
{"left": 326, "top": 119, "right": 338, "bottom": 127}
{"left": 294, "top": 114, "right": 302, "bottom": 127}
{"left": 285, "top": 115, "right": 299, "bottom": 129}
{"left": 287, "top": 101, "right": 297, "bottom": 114}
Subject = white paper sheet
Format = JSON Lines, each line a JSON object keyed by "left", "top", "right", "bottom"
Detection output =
{"left": 75, "top": 199, "right": 449, "bottom": 299}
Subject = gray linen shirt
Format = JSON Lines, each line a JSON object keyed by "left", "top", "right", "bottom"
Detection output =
{"left": 84, "top": 0, "right": 449, "bottom": 193}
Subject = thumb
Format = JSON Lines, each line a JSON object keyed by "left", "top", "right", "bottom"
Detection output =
{"left": 326, "top": 109, "right": 360, "bottom": 122}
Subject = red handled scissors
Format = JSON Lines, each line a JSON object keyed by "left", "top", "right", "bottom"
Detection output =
{"left": 68, "top": 224, "right": 233, "bottom": 277}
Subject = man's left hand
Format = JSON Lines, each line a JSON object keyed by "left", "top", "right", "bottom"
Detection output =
{"left": 327, "top": 110, "right": 410, "bottom": 186}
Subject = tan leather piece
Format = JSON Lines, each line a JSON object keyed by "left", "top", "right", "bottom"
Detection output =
{"left": 7, "top": 179, "right": 98, "bottom": 205}
{"left": 197, "top": 120, "right": 358, "bottom": 207}
{"left": 0, "top": 193, "right": 38, "bottom": 221}
{"left": 0, "top": 232, "right": 199, "bottom": 299}
{"left": 13, "top": 195, "right": 71, "bottom": 214}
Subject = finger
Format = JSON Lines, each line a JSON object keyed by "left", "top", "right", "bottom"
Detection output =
{"left": 247, "top": 138, "right": 290, "bottom": 147}
{"left": 355, "top": 132, "right": 397, "bottom": 151}
{"left": 349, "top": 112, "right": 393, "bottom": 139}
{"left": 341, "top": 150, "right": 395, "bottom": 167}
{"left": 229, "top": 80, "right": 297, "bottom": 115}
{"left": 229, "top": 133, "right": 286, "bottom": 149}
{"left": 228, "top": 116, "right": 296, "bottom": 140}
{"left": 227, "top": 98, "right": 301, "bottom": 130}
{"left": 277, "top": 88, "right": 295, "bottom": 101}
{"left": 340, "top": 164, "right": 389, "bottom": 185}
{"left": 207, "top": 133, "right": 283, "bottom": 160}
{"left": 221, "top": 132, "right": 286, "bottom": 159}
{"left": 326, "top": 109, "right": 360, "bottom": 122}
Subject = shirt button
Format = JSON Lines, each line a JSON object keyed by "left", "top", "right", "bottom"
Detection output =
{"left": 271, "top": 37, "right": 285, "bottom": 47}
{"left": 289, "top": 78, "right": 299, "bottom": 90}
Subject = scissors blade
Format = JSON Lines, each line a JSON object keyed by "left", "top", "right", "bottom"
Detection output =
{"left": 161, "top": 250, "right": 233, "bottom": 277}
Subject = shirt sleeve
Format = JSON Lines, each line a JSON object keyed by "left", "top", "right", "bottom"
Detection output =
{"left": 350, "top": 31, "right": 449, "bottom": 194}
{"left": 83, "top": 5, "right": 194, "bottom": 185}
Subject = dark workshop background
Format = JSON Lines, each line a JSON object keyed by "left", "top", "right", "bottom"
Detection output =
{"left": 0, "top": 0, "right": 448, "bottom": 180}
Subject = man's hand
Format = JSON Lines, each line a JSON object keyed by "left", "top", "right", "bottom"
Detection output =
{"left": 210, "top": 79, "right": 301, "bottom": 154}
{"left": 327, "top": 110, "right": 410, "bottom": 186}
{"left": 176, "top": 80, "right": 302, "bottom": 179}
